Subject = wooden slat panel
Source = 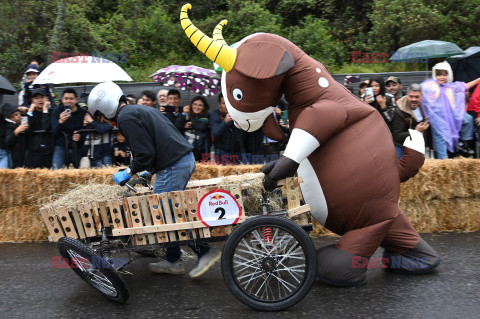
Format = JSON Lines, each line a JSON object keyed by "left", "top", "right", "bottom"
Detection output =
{"left": 39, "top": 207, "right": 65, "bottom": 242}
{"left": 126, "top": 197, "right": 147, "bottom": 245}
{"left": 112, "top": 216, "right": 250, "bottom": 236}
{"left": 105, "top": 200, "right": 125, "bottom": 230}
{"left": 71, "top": 207, "right": 86, "bottom": 239}
{"left": 95, "top": 201, "right": 111, "bottom": 227}
{"left": 170, "top": 191, "right": 190, "bottom": 241}
{"left": 122, "top": 199, "right": 133, "bottom": 229}
{"left": 286, "top": 177, "right": 308, "bottom": 226}
{"left": 196, "top": 187, "right": 215, "bottom": 238}
{"left": 146, "top": 194, "right": 168, "bottom": 243}
{"left": 87, "top": 202, "right": 103, "bottom": 233}
{"left": 57, "top": 206, "right": 78, "bottom": 239}
{"left": 183, "top": 190, "right": 201, "bottom": 239}
{"left": 139, "top": 196, "right": 156, "bottom": 244}
{"left": 160, "top": 193, "right": 177, "bottom": 242}
{"left": 119, "top": 199, "right": 136, "bottom": 245}
{"left": 228, "top": 185, "right": 246, "bottom": 222}
{"left": 287, "top": 204, "right": 311, "bottom": 218}
{"left": 113, "top": 220, "right": 214, "bottom": 236}
{"left": 77, "top": 203, "right": 98, "bottom": 237}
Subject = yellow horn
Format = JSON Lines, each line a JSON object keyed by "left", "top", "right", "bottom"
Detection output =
{"left": 180, "top": 4, "right": 236, "bottom": 72}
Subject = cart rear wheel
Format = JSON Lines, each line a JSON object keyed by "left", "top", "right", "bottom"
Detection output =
{"left": 221, "top": 215, "right": 316, "bottom": 311}
{"left": 57, "top": 237, "right": 129, "bottom": 302}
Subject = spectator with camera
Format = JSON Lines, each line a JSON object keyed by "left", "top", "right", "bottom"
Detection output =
{"left": 3, "top": 103, "right": 29, "bottom": 168}
{"left": 363, "top": 75, "right": 397, "bottom": 129}
{"left": 175, "top": 96, "right": 210, "bottom": 161}
{"left": 156, "top": 89, "right": 168, "bottom": 110}
{"left": 391, "top": 84, "right": 429, "bottom": 158}
{"left": 26, "top": 88, "right": 54, "bottom": 168}
{"left": 51, "top": 88, "right": 87, "bottom": 169}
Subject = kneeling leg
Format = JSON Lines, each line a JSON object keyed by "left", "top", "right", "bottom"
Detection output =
{"left": 381, "top": 212, "right": 440, "bottom": 274}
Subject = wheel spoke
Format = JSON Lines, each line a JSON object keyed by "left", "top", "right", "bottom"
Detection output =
{"left": 232, "top": 224, "right": 309, "bottom": 303}
{"left": 66, "top": 249, "right": 117, "bottom": 296}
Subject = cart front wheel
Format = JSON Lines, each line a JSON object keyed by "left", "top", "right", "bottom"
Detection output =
{"left": 57, "top": 237, "right": 129, "bottom": 302}
{"left": 221, "top": 215, "right": 316, "bottom": 311}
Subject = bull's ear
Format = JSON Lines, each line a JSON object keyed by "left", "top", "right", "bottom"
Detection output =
{"left": 235, "top": 41, "right": 294, "bottom": 79}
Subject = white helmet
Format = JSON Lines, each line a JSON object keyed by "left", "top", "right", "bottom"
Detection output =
{"left": 88, "top": 81, "right": 124, "bottom": 119}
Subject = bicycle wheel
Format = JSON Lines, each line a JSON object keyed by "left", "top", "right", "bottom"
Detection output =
{"left": 57, "top": 237, "right": 129, "bottom": 302}
{"left": 221, "top": 215, "right": 316, "bottom": 311}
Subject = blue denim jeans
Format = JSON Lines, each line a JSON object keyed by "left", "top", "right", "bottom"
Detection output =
{"left": 52, "top": 145, "right": 83, "bottom": 169}
{"left": 91, "top": 154, "right": 113, "bottom": 168}
{"left": 153, "top": 152, "right": 209, "bottom": 262}
{"left": 395, "top": 145, "right": 404, "bottom": 159}
{"left": 0, "top": 148, "right": 12, "bottom": 168}
{"left": 432, "top": 113, "right": 475, "bottom": 159}
{"left": 461, "top": 113, "right": 474, "bottom": 141}
{"left": 431, "top": 127, "right": 448, "bottom": 159}
{"left": 153, "top": 152, "right": 196, "bottom": 194}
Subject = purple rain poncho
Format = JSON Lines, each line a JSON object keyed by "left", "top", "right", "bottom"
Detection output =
{"left": 421, "top": 78, "right": 467, "bottom": 152}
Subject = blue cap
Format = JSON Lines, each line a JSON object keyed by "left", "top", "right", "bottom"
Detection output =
{"left": 25, "top": 64, "right": 40, "bottom": 74}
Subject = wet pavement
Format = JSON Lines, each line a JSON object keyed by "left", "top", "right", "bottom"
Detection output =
{"left": 1, "top": 232, "right": 479, "bottom": 319}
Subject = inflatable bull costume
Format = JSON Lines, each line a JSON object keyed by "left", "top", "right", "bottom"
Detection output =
{"left": 180, "top": 4, "right": 440, "bottom": 286}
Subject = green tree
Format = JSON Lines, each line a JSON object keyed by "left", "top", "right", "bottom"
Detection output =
{"left": 289, "top": 15, "right": 346, "bottom": 69}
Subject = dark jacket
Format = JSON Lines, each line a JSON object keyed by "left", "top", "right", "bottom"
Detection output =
{"left": 391, "top": 108, "right": 418, "bottom": 147}
{"left": 210, "top": 109, "right": 243, "bottom": 153}
{"left": 27, "top": 109, "right": 53, "bottom": 153}
{"left": 368, "top": 93, "right": 397, "bottom": 127}
{"left": 51, "top": 103, "right": 87, "bottom": 148}
{"left": 175, "top": 112, "right": 210, "bottom": 160}
{"left": 0, "top": 119, "right": 6, "bottom": 150}
{"left": 4, "top": 120, "right": 28, "bottom": 167}
{"left": 117, "top": 104, "right": 193, "bottom": 174}
{"left": 1, "top": 103, "right": 18, "bottom": 150}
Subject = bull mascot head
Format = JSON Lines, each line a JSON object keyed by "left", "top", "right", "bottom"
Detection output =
{"left": 180, "top": 3, "right": 294, "bottom": 141}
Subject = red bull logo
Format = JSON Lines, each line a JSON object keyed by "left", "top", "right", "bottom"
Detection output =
{"left": 209, "top": 193, "right": 228, "bottom": 206}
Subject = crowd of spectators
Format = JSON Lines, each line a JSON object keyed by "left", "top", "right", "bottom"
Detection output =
{"left": 355, "top": 62, "right": 480, "bottom": 159}
{"left": 2, "top": 60, "right": 480, "bottom": 170}
{"left": 0, "top": 62, "right": 289, "bottom": 169}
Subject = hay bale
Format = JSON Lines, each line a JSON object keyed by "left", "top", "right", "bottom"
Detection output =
{"left": 2, "top": 159, "right": 480, "bottom": 242}
{"left": 0, "top": 205, "right": 47, "bottom": 242}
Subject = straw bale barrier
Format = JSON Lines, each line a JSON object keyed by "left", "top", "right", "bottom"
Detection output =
{"left": 1, "top": 159, "right": 479, "bottom": 242}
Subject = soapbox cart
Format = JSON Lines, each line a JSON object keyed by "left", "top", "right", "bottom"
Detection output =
{"left": 40, "top": 176, "right": 316, "bottom": 311}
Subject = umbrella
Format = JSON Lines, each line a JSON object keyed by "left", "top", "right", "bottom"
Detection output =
{"left": 448, "top": 46, "right": 480, "bottom": 61}
{"left": 0, "top": 74, "right": 16, "bottom": 95}
{"left": 33, "top": 55, "right": 133, "bottom": 85}
{"left": 149, "top": 65, "right": 220, "bottom": 96}
{"left": 390, "top": 40, "right": 465, "bottom": 62}
{"left": 451, "top": 51, "right": 480, "bottom": 83}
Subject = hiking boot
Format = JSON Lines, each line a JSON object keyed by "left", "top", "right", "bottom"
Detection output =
{"left": 148, "top": 259, "right": 185, "bottom": 275}
{"left": 189, "top": 248, "right": 222, "bottom": 278}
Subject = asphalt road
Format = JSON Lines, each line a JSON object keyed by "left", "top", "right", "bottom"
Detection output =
{"left": 1, "top": 232, "right": 479, "bottom": 319}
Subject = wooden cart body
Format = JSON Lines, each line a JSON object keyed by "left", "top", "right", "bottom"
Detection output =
{"left": 40, "top": 177, "right": 310, "bottom": 246}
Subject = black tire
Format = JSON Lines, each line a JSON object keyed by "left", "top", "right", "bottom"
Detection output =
{"left": 221, "top": 215, "right": 317, "bottom": 311}
{"left": 57, "top": 237, "right": 129, "bottom": 302}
